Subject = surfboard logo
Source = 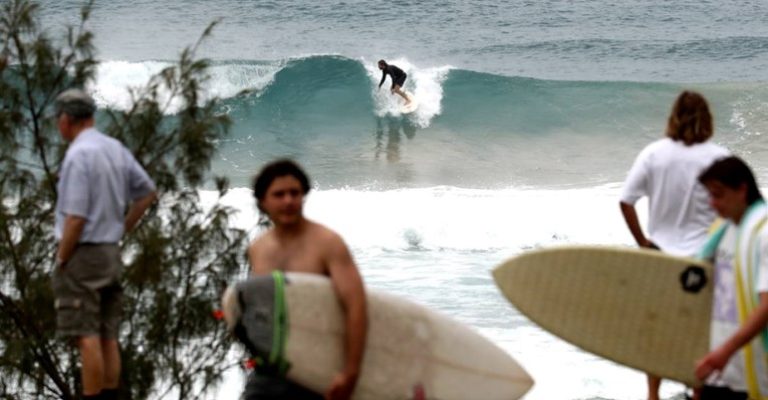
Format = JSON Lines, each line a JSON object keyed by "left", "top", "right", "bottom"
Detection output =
{"left": 679, "top": 265, "right": 708, "bottom": 293}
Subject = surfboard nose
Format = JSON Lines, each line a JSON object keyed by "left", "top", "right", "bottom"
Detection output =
{"left": 492, "top": 245, "right": 712, "bottom": 387}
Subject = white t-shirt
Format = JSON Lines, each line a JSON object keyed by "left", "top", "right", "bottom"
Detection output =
{"left": 707, "top": 202, "right": 768, "bottom": 395}
{"left": 620, "top": 138, "right": 729, "bottom": 256}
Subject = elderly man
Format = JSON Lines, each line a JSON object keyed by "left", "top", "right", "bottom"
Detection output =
{"left": 52, "top": 89, "right": 156, "bottom": 400}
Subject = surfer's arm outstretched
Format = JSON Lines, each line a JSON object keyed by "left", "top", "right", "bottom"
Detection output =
{"left": 326, "top": 232, "right": 368, "bottom": 400}
{"left": 378, "top": 69, "right": 387, "bottom": 89}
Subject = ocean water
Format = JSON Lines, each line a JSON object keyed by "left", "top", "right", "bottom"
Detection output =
{"left": 38, "top": 1, "right": 768, "bottom": 399}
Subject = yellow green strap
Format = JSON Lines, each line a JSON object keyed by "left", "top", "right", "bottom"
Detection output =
{"left": 734, "top": 215, "right": 768, "bottom": 399}
{"left": 269, "top": 271, "right": 290, "bottom": 375}
{"left": 746, "top": 218, "right": 767, "bottom": 310}
{"left": 699, "top": 220, "right": 728, "bottom": 262}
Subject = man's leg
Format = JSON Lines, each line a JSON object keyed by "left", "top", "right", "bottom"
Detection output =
{"left": 55, "top": 245, "right": 121, "bottom": 398}
{"left": 392, "top": 85, "right": 410, "bottom": 104}
{"left": 102, "top": 338, "right": 121, "bottom": 389}
{"left": 99, "top": 247, "right": 124, "bottom": 399}
{"left": 646, "top": 374, "right": 660, "bottom": 400}
{"left": 79, "top": 336, "right": 104, "bottom": 396}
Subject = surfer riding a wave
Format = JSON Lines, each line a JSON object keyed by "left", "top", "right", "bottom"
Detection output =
{"left": 378, "top": 59, "right": 412, "bottom": 106}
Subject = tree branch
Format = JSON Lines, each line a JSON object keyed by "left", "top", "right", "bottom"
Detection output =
{"left": 0, "top": 291, "right": 72, "bottom": 399}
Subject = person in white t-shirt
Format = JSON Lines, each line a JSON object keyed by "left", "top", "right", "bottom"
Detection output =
{"left": 619, "top": 91, "right": 729, "bottom": 400}
{"left": 695, "top": 156, "right": 768, "bottom": 400}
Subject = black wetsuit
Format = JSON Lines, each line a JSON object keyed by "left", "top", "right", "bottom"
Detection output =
{"left": 379, "top": 64, "right": 407, "bottom": 89}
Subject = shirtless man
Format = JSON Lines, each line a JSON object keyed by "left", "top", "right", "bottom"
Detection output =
{"left": 245, "top": 159, "right": 368, "bottom": 400}
{"left": 378, "top": 59, "right": 411, "bottom": 105}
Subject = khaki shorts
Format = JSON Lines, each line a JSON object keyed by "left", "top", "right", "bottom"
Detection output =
{"left": 51, "top": 243, "right": 123, "bottom": 339}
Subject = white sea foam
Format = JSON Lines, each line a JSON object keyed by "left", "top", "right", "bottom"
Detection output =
{"left": 363, "top": 57, "right": 452, "bottom": 128}
{"left": 88, "top": 60, "right": 282, "bottom": 113}
{"left": 207, "top": 184, "right": 642, "bottom": 251}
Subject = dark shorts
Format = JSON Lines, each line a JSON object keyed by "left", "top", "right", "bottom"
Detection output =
{"left": 700, "top": 385, "right": 747, "bottom": 400}
{"left": 242, "top": 372, "right": 321, "bottom": 400}
{"left": 51, "top": 243, "right": 123, "bottom": 339}
{"left": 393, "top": 73, "right": 406, "bottom": 88}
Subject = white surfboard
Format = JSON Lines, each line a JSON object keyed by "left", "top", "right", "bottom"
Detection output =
{"left": 493, "top": 245, "right": 712, "bottom": 386}
{"left": 224, "top": 272, "right": 533, "bottom": 399}
{"left": 400, "top": 94, "right": 419, "bottom": 114}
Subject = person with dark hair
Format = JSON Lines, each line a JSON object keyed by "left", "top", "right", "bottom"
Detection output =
{"left": 252, "top": 159, "right": 311, "bottom": 210}
{"left": 695, "top": 156, "right": 768, "bottom": 400}
{"left": 619, "top": 91, "right": 729, "bottom": 400}
{"left": 377, "top": 59, "right": 411, "bottom": 105}
{"left": 52, "top": 89, "right": 157, "bottom": 400}
{"left": 243, "top": 159, "right": 367, "bottom": 400}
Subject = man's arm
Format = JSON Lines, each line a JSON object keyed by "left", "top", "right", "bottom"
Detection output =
{"left": 248, "top": 241, "right": 271, "bottom": 275}
{"left": 56, "top": 154, "right": 89, "bottom": 265}
{"left": 57, "top": 215, "right": 87, "bottom": 265}
{"left": 125, "top": 148, "right": 156, "bottom": 233}
{"left": 378, "top": 69, "right": 387, "bottom": 89}
{"left": 696, "top": 292, "right": 768, "bottom": 381}
{"left": 125, "top": 191, "right": 156, "bottom": 233}
{"left": 326, "top": 233, "right": 367, "bottom": 400}
{"left": 619, "top": 202, "right": 657, "bottom": 249}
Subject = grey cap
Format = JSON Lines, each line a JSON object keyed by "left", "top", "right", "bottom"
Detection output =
{"left": 55, "top": 88, "right": 96, "bottom": 118}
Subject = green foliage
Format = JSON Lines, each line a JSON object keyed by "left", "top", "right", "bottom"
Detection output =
{"left": 0, "top": 1, "right": 247, "bottom": 399}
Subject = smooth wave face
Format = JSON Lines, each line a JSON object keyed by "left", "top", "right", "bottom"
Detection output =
{"left": 90, "top": 55, "right": 768, "bottom": 188}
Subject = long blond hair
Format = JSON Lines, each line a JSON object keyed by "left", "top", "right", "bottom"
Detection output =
{"left": 666, "top": 90, "right": 713, "bottom": 145}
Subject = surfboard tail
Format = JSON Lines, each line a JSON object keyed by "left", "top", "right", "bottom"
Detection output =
{"left": 221, "top": 285, "right": 241, "bottom": 331}
{"left": 223, "top": 273, "right": 291, "bottom": 375}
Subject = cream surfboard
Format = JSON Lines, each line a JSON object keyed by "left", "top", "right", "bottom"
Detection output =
{"left": 493, "top": 245, "right": 712, "bottom": 386}
{"left": 224, "top": 272, "right": 533, "bottom": 400}
{"left": 400, "top": 93, "right": 419, "bottom": 114}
